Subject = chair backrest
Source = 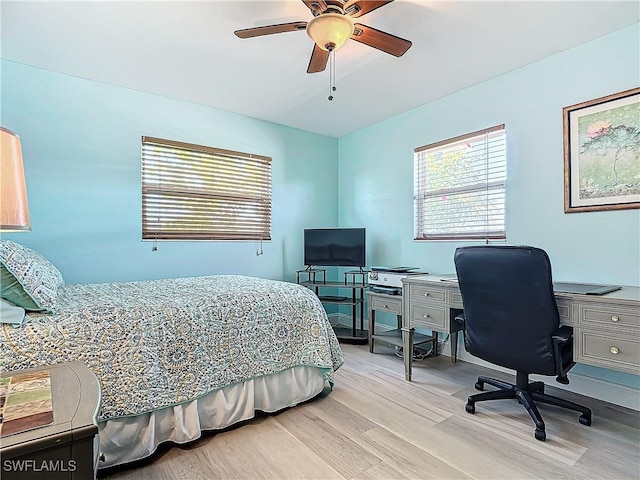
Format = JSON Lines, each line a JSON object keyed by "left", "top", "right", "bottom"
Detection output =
{"left": 454, "top": 245, "right": 560, "bottom": 375}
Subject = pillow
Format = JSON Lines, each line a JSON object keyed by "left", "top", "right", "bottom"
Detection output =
{"left": 0, "top": 239, "right": 64, "bottom": 313}
{"left": 0, "top": 298, "right": 27, "bottom": 326}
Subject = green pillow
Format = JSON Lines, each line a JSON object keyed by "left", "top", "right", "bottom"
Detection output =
{"left": 0, "top": 239, "right": 64, "bottom": 313}
{"left": 1, "top": 264, "right": 46, "bottom": 312}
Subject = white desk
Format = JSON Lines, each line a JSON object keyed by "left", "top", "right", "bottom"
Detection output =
{"left": 399, "top": 274, "right": 640, "bottom": 381}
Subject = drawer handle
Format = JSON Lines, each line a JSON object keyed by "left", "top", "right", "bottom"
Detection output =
{"left": 423, "top": 313, "right": 430, "bottom": 318}
{"left": 610, "top": 346, "right": 620, "bottom": 355}
{"left": 424, "top": 292, "right": 430, "bottom": 296}
{"left": 611, "top": 315, "right": 619, "bottom": 322}
{"left": 383, "top": 305, "right": 388, "bottom": 308}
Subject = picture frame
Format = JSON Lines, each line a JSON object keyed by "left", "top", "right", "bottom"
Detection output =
{"left": 563, "top": 87, "right": 640, "bottom": 213}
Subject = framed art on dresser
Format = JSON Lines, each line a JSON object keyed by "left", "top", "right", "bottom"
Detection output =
{"left": 563, "top": 87, "right": 640, "bottom": 213}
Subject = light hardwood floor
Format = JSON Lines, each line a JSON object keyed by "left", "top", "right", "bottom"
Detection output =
{"left": 100, "top": 343, "right": 640, "bottom": 480}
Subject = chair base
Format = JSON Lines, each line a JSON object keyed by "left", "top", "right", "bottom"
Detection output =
{"left": 465, "top": 372, "right": 592, "bottom": 441}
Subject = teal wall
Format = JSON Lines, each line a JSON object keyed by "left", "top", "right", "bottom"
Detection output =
{"left": 338, "top": 25, "right": 639, "bottom": 286}
{"left": 0, "top": 60, "right": 339, "bottom": 284}
{"left": 338, "top": 25, "right": 640, "bottom": 388}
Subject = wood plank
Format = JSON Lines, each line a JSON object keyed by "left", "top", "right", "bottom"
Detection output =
{"left": 198, "top": 415, "right": 344, "bottom": 479}
{"left": 304, "top": 395, "right": 468, "bottom": 479}
{"left": 335, "top": 368, "right": 453, "bottom": 424}
{"left": 273, "top": 406, "right": 383, "bottom": 479}
{"left": 358, "top": 427, "right": 471, "bottom": 480}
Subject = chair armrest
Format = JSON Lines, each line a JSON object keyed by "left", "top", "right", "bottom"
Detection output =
{"left": 552, "top": 325, "right": 574, "bottom": 384}
{"left": 454, "top": 313, "right": 465, "bottom": 330}
{"left": 551, "top": 325, "right": 573, "bottom": 346}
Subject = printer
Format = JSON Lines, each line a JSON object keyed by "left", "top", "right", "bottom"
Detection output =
{"left": 368, "top": 267, "right": 424, "bottom": 295}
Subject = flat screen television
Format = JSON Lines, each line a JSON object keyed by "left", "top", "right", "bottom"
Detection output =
{"left": 304, "top": 228, "right": 366, "bottom": 268}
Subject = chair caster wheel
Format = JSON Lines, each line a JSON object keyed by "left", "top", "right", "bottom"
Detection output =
{"left": 465, "top": 403, "right": 475, "bottom": 414}
{"left": 534, "top": 429, "right": 546, "bottom": 441}
{"left": 579, "top": 414, "right": 592, "bottom": 426}
{"left": 474, "top": 381, "right": 484, "bottom": 391}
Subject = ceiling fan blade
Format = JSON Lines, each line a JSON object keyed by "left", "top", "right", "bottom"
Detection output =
{"left": 351, "top": 23, "right": 411, "bottom": 56}
{"left": 344, "top": 0, "right": 394, "bottom": 18}
{"left": 307, "top": 44, "right": 330, "bottom": 73}
{"left": 234, "top": 21, "right": 308, "bottom": 39}
{"left": 302, "top": 0, "right": 328, "bottom": 15}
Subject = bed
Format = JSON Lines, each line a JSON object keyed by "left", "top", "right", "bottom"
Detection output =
{"left": 0, "top": 239, "right": 343, "bottom": 468}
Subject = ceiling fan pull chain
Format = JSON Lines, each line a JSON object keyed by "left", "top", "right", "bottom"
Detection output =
{"left": 328, "top": 48, "right": 336, "bottom": 101}
{"left": 332, "top": 49, "right": 337, "bottom": 93}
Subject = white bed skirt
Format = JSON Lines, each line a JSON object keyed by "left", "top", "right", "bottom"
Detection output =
{"left": 98, "top": 366, "right": 327, "bottom": 469}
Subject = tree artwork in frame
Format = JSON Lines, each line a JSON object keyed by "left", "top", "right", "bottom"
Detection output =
{"left": 563, "top": 87, "right": 640, "bottom": 213}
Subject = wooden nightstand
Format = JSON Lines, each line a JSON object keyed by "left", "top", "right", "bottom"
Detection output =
{"left": 1, "top": 362, "right": 102, "bottom": 480}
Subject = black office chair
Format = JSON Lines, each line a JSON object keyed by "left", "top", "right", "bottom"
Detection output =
{"left": 453, "top": 245, "right": 591, "bottom": 441}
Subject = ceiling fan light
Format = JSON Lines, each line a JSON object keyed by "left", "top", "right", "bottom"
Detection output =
{"left": 306, "top": 13, "right": 354, "bottom": 51}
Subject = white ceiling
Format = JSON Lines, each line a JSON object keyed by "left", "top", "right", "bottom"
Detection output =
{"left": 2, "top": 1, "right": 638, "bottom": 138}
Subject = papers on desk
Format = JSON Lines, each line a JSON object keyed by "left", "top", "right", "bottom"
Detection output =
{"left": 553, "top": 283, "right": 622, "bottom": 295}
{"left": 439, "top": 274, "right": 458, "bottom": 282}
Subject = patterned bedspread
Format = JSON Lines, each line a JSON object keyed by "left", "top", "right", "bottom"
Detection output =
{"left": 0, "top": 275, "right": 343, "bottom": 421}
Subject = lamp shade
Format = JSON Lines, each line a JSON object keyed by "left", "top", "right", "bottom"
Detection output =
{"left": 306, "top": 13, "right": 354, "bottom": 51}
{"left": 0, "top": 127, "right": 31, "bottom": 231}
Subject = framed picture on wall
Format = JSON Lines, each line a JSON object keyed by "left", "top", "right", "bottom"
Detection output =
{"left": 563, "top": 87, "right": 640, "bottom": 213}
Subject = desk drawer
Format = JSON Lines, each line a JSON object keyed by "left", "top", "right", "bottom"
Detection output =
{"left": 371, "top": 295, "right": 402, "bottom": 315}
{"left": 409, "top": 303, "right": 446, "bottom": 330}
{"left": 409, "top": 285, "right": 446, "bottom": 303}
{"left": 556, "top": 299, "right": 573, "bottom": 326}
{"left": 576, "top": 329, "right": 640, "bottom": 374}
{"left": 579, "top": 304, "right": 639, "bottom": 329}
{"left": 449, "top": 290, "right": 464, "bottom": 309}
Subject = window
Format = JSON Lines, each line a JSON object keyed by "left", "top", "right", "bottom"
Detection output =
{"left": 414, "top": 125, "right": 506, "bottom": 241}
{"left": 141, "top": 136, "right": 271, "bottom": 241}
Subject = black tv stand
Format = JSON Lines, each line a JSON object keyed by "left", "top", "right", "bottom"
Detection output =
{"left": 319, "top": 295, "right": 349, "bottom": 302}
{"left": 297, "top": 269, "right": 368, "bottom": 344}
{"left": 303, "top": 265, "right": 366, "bottom": 275}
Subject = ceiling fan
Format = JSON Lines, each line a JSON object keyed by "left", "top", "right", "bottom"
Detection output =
{"left": 234, "top": 0, "right": 412, "bottom": 74}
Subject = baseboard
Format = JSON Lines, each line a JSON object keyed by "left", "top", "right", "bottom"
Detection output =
{"left": 330, "top": 315, "right": 639, "bottom": 411}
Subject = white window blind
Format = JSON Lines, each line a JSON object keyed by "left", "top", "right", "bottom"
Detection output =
{"left": 142, "top": 136, "right": 272, "bottom": 241}
{"left": 414, "top": 125, "right": 506, "bottom": 241}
